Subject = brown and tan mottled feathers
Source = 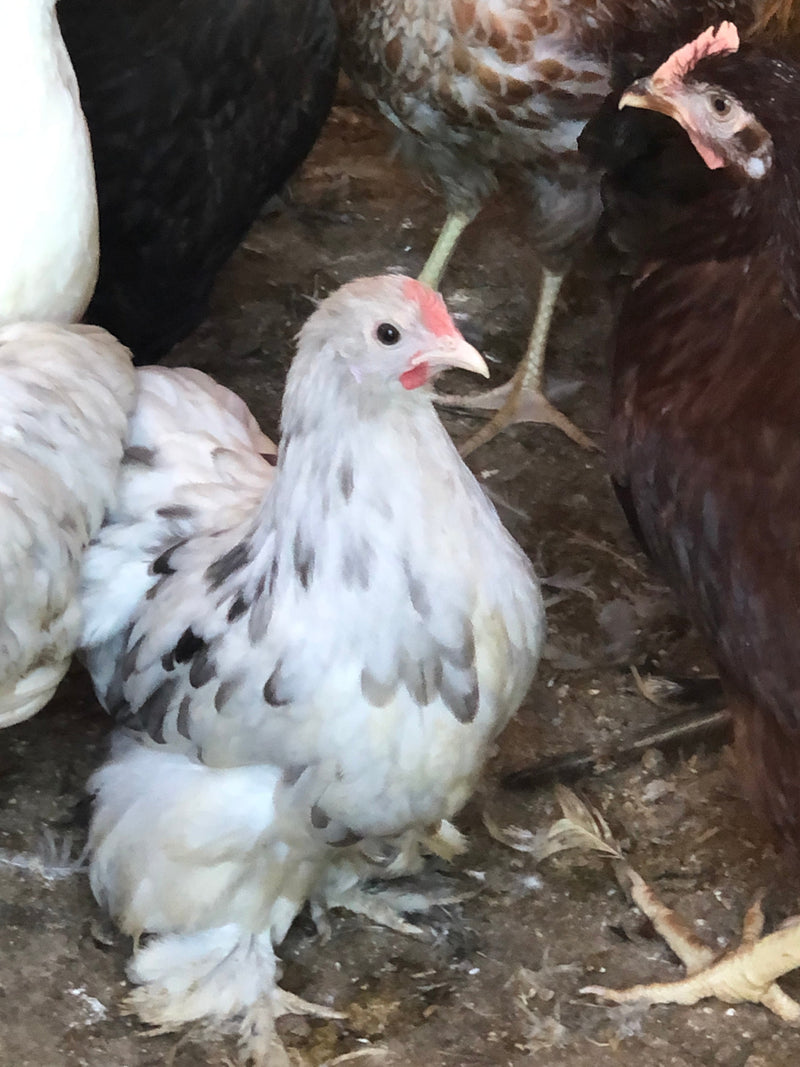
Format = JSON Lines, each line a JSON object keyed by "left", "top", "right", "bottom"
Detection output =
{"left": 750, "top": 0, "right": 800, "bottom": 35}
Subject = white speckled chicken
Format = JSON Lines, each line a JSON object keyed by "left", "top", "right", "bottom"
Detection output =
{"left": 80, "top": 275, "right": 544, "bottom": 1063}
{"left": 333, "top": 0, "right": 790, "bottom": 453}
{"left": 0, "top": 324, "right": 135, "bottom": 726}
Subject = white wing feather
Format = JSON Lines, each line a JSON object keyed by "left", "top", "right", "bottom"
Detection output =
{"left": 80, "top": 365, "right": 277, "bottom": 653}
{"left": 0, "top": 323, "right": 135, "bottom": 725}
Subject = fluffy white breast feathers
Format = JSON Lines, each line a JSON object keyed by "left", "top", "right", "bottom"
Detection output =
{"left": 80, "top": 275, "right": 545, "bottom": 1064}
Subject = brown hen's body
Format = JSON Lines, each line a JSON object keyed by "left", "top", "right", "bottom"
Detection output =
{"left": 598, "top": 35, "right": 800, "bottom": 845}
{"left": 333, "top": 0, "right": 790, "bottom": 451}
{"left": 611, "top": 255, "right": 800, "bottom": 841}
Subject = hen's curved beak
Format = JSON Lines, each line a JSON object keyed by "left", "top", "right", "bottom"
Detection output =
{"left": 618, "top": 78, "right": 681, "bottom": 123}
{"left": 413, "top": 335, "right": 489, "bottom": 378}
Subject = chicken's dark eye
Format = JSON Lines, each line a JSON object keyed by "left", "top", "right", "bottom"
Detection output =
{"left": 712, "top": 95, "right": 731, "bottom": 116}
{"left": 376, "top": 322, "right": 401, "bottom": 345}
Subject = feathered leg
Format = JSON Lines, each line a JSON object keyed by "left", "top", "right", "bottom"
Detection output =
{"left": 126, "top": 927, "right": 344, "bottom": 1065}
{"left": 88, "top": 742, "right": 344, "bottom": 1064}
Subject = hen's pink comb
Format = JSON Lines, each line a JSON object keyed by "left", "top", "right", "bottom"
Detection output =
{"left": 403, "top": 277, "right": 457, "bottom": 337}
{"left": 652, "top": 22, "right": 740, "bottom": 89}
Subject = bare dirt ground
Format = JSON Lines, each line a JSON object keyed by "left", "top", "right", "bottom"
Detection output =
{"left": 1, "top": 95, "right": 798, "bottom": 1067}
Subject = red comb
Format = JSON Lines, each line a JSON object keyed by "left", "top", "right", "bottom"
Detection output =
{"left": 403, "top": 277, "right": 457, "bottom": 337}
{"left": 652, "top": 22, "right": 740, "bottom": 88}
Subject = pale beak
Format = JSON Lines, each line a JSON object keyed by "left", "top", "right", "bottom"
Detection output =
{"left": 619, "top": 78, "right": 682, "bottom": 123}
{"left": 411, "top": 335, "right": 490, "bottom": 378}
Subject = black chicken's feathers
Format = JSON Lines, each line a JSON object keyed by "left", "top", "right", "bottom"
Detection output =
{"left": 59, "top": 0, "right": 338, "bottom": 361}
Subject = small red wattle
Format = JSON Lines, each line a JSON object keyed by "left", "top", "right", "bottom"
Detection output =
{"left": 400, "top": 362, "right": 430, "bottom": 390}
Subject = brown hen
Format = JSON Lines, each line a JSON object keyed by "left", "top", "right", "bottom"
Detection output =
{"left": 333, "top": 0, "right": 795, "bottom": 453}
{"left": 595, "top": 22, "right": 800, "bottom": 846}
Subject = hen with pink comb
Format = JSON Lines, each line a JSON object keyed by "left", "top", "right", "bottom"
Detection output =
{"left": 79, "top": 274, "right": 544, "bottom": 1064}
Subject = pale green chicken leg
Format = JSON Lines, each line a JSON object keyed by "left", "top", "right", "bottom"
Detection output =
{"left": 435, "top": 266, "right": 597, "bottom": 455}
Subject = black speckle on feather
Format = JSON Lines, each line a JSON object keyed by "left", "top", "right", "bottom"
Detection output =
{"left": 310, "top": 804, "right": 330, "bottom": 829}
{"left": 282, "top": 764, "right": 307, "bottom": 786}
{"left": 248, "top": 571, "right": 272, "bottom": 644}
{"left": 189, "top": 647, "right": 217, "bottom": 688}
{"left": 360, "top": 668, "right": 395, "bottom": 707}
{"left": 227, "top": 592, "right": 249, "bottom": 622}
{"left": 156, "top": 504, "right": 194, "bottom": 521}
{"left": 266, "top": 559, "right": 278, "bottom": 597}
{"left": 441, "top": 622, "right": 476, "bottom": 671}
{"left": 122, "top": 634, "right": 146, "bottom": 684}
{"left": 205, "top": 541, "right": 251, "bottom": 591}
{"left": 264, "top": 661, "right": 291, "bottom": 706}
{"left": 150, "top": 539, "right": 187, "bottom": 577}
{"left": 440, "top": 672, "right": 480, "bottom": 724}
{"left": 342, "top": 544, "right": 371, "bottom": 590}
{"left": 401, "top": 655, "right": 438, "bottom": 707}
{"left": 293, "top": 531, "right": 315, "bottom": 590}
{"left": 122, "top": 446, "right": 156, "bottom": 467}
{"left": 173, "top": 627, "right": 207, "bottom": 664}
{"left": 404, "top": 559, "right": 431, "bottom": 618}
{"left": 176, "top": 695, "right": 192, "bottom": 740}
{"left": 128, "top": 678, "right": 180, "bottom": 743}
{"left": 338, "top": 459, "right": 354, "bottom": 501}
{"left": 214, "top": 678, "right": 239, "bottom": 713}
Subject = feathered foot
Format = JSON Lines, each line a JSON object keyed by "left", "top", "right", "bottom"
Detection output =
{"left": 320, "top": 880, "right": 471, "bottom": 937}
{"left": 434, "top": 267, "right": 597, "bottom": 455}
{"left": 124, "top": 925, "right": 344, "bottom": 1066}
{"left": 582, "top": 879, "right": 800, "bottom": 1022}
{"left": 314, "top": 820, "right": 472, "bottom": 937}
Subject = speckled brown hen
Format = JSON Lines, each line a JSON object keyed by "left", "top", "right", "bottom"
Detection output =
{"left": 333, "top": 0, "right": 794, "bottom": 453}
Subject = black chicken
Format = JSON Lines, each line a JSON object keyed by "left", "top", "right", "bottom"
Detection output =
{"left": 58, "top": 0, "right": 338, "bottom": 361}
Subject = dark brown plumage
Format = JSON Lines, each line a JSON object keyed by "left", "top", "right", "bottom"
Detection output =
{"left": 583, "top": 25, "right": 800, "bottom": 846}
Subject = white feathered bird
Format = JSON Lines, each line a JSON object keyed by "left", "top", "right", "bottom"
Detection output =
{"left": 80, "top": 274, "right": 544, "bottom": 1062}
{"left": 0, "top": 0, "right": 125, "bottom": 726}
{"left": 0, "top": 0, "right": 98, "bottom": 323}
{"left": 0, "top": 324, "right": 135, "bottom": 726}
